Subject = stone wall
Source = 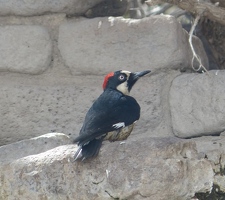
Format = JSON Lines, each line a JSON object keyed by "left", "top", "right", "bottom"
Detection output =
{"left": 0, "top": 1, "right": 225, "bottom": 199}
{"left": 0, "top": 10, "right": 209, "bottom": 146}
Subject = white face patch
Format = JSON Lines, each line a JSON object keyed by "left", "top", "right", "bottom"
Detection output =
{"left": 121, "top": 70, "right": 131, "bottom": 74}
{"left": 116, "top": 71, "right": 131, "bottom": 95}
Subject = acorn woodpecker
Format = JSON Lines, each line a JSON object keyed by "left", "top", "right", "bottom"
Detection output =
{"left": 74, "top": 70, "right": 150, "bottom": 161}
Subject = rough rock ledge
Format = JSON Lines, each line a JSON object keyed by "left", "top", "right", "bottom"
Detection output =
{"left": 0, "top": 133, "right": 213, "bottom": 200}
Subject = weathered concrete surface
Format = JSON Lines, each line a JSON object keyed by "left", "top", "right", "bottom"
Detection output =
{"left": 58, "top": 16, "right": 208, "bottom": 75}
{"left": 0, "top": 137, "right": 213, "bottom": 200}
{"left": 170, "top": 70, "right": 225, "bottom": 138}
{"left": 0, "top": 25, "right": 52, "bottom": 74}
{"left": 0, "top": 133, "right": 71, "bottom": 165}
{"left": 0, "top": 0, "right": 103, "bottom": 16}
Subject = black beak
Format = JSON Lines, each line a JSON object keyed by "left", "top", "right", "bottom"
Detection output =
{"left": 133, "top": 70, "right": 151, "bottom": 79}
{"left": 128, "top": 70, "right": 151, "bottom": 91}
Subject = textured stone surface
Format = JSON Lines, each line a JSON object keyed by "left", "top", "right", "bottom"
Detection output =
{"left": 0, "top": 0, "right": 102, "bottom": 16}
{"left": 0, "top": 74, "right": 98, "bottom": 146}
{"left": 58, "top": 16, "right": 208, "bottom": 75}
{"left": 0, "top": 70, "right": 177, "bottom": 146}
{"left": 191, "top": 134, "right": 225, "bottom": 196}
{"left": 0, "top": 133, "right": 71, "bottom": 165}
{"left": 170, "top": 70, "right": 225, "bottom": 138}
{"left": 0, "top": 25, "right": 52, "bottom": 74}
{"left": 0, "top": 137, "right": 213, "bottom": 200}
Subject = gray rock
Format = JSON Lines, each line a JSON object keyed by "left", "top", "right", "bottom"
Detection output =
{"left": 0, "top": 25, "right": 52, "bottom": 74}
{"left": 192, "top": 134, "right": 225, "bottom": 171}
{"left": 0, "top": 133, "right": 71, "bottom": 165}
{"left": 0, "top": 137, "right": 213, "bottom": 200}
{"left": 58, "top": 16, "right": 208, "bottom": 75}
{"left": 170, "top": 70, "right": 225, "bottom": 138}
{"left": 191, "top": 135, "right": 225, "bottom": 194}
{"left": 0, "top": 0, "right": 103, "bottom": 16}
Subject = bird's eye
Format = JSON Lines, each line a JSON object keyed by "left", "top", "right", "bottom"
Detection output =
{"left": 118, "top": 75, "right": 125, "bottom": 81}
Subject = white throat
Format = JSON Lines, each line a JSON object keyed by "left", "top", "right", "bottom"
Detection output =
{"left": 116, "top": 82, "right": 129, "bottom": 95}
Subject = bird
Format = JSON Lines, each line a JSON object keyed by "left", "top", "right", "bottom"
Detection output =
{"left": 73, "top": 69, "right": 150, "bottom": 161}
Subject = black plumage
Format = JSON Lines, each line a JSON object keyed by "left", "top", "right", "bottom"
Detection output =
{"left": 73, "top": 70, "right": 150, "bottom": 161}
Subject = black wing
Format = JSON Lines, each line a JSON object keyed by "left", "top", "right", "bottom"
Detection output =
{"left": 74, "top": 89, "right": 140, "bottom": 145}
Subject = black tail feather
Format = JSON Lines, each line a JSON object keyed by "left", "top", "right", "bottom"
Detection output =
{"left": 74, "top": 138, "right": 103, "bottom": 161}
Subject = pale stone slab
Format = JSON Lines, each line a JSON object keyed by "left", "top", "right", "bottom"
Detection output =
{"left": 58, "top": 16, "right": 208, "bottom": 75}
{"left": 170, "top": 70, "right": 225, "bottom": 138}
{"left": 0, "top": 25, "right": 52, "bottom": 74}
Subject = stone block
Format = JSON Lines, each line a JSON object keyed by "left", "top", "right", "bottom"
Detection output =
{"left": 58, "top": 16, "right": 208, "bottom": 75}
{"left": 170, "top": 70, "right": 225, "bottom": 138}
{"left": 0, "top": 25, "right": 52, "bottom": 74}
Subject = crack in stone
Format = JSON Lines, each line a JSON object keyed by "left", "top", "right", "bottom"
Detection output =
{"left": 105, "top": 190, "right": 119, "bottom": 200}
